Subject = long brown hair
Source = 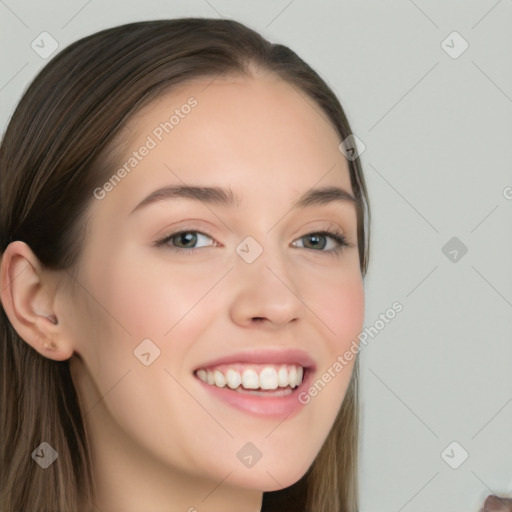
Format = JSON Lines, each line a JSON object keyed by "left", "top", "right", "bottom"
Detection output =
{"left": 0, "top": 18, "right": 370, "bottom": 512}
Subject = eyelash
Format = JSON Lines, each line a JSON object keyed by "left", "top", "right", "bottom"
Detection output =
{"left": 154, "top": 226, "right": 352, "bottom": 256}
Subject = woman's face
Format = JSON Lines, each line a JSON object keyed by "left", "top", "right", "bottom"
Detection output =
{"left": 66, "top": 71, "right": 364, "bottom": 502}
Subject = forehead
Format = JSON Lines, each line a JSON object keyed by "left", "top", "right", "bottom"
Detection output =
{"left": 97, "top": 73, "right": 354, "bottom": 219}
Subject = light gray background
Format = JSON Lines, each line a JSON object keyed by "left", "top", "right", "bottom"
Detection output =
{"left": 1, "top": 1, "right": 511, "bottom": 511}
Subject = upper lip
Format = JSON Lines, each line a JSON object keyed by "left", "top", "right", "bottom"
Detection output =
{"left": 194, "top": 348, "right": 316, "bottom": 371}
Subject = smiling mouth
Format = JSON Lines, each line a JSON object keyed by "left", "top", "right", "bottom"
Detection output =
{"left": 194, "top": 363, "right": 306, "bottom": 395}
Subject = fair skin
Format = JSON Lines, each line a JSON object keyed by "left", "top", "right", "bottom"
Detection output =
{"left": 0, "top": 71, "right": 364, "bottom": 512}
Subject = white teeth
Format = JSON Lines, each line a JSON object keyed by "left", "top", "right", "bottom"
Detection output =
{"left": 288, "top": 366, "right": 298, "bottom": 388}
{"left": 226, "top": 368, "right": 242, "bottom": 389}
{"left": 213, "top": 370, "right": 226, "bottom": 388}
{"left": 277, "top": 366, "right": 289, "bottom": 387}
{"left": 196, "top": 364, "right": 305, "bottom": 391}
{"left": 241, "top": 369, "right": 259, "bottom": 389}
{"left": 259, "top": 366, "right": 278, "bottom": 390}
{"left": 297, "top": 366, "right": 303, "bottom": 385}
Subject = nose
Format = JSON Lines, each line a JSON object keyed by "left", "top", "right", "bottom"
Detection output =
{"left": 228, "top": 243, "right": 305, "bottom": 329}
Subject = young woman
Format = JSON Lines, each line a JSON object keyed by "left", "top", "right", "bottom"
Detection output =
{"left": 0, "top": 18, "right": 371, "bottom": 512}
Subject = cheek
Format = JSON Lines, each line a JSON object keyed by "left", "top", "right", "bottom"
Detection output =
{"left": 289, "top": 267, "right": 363, "bottom": 427}
{"left": 91, "top": 246, "right": 216, "bottom": 341}
{"left": 306, "top": 269, "right": 365, "bottom": 354}
{"left": 337, "top": 280, "right": 365, "bottom": 349}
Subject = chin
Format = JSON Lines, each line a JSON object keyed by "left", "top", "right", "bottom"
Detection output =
{"left": 231, "top": 461, "right": 311, "bottom": 492}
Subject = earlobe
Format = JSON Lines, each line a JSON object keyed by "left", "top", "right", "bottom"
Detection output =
{"left": 0, "top": 241, "right": 73, "bottom": 361}
{"left": 33, "top": 315, "right": 73, "bottom": 361}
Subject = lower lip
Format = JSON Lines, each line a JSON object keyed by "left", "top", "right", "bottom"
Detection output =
{"left": 195, "top": 369, "right": 314, "bottom": 418}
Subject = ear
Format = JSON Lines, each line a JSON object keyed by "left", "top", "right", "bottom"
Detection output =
{"left": 0, "top": 241, "right": 74, "bottom": 361}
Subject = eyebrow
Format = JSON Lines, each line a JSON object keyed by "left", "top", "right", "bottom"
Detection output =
{"left": 129, "top": 184, "right": 356, "bottom": 215}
